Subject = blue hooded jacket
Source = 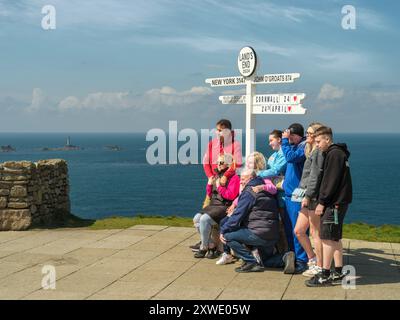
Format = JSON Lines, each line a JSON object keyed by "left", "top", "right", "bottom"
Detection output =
{"left": 220, "top": 176, "right": 265, "bottom": 235}
{"left": 258, "top": 148, "right": 287, "bottom": 179}
{"left": 281, "top": 137, "right": 306, "bottom": 197}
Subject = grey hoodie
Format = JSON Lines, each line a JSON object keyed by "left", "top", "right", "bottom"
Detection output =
{"left": 299, "top": 148, "right": 324, "bottom": 200}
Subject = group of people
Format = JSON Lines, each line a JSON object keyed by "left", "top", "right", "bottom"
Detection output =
{"left": 190, "top": 119, "right": 353, "bottom": 287}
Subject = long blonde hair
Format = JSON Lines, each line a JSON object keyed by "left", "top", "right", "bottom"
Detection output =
{"left": 246, "top": 151, "right": 266, "bottom": 173}
{"left": 305, "top": 122, "right": 324, "bottom": 157}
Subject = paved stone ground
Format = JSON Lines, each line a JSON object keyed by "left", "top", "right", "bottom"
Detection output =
{"left": 0, "top": 225, "right": 398, "bottom": 300}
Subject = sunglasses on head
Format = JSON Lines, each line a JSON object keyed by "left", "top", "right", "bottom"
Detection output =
{"left": 218, "top": 161, "right": 225, "bottom": 165}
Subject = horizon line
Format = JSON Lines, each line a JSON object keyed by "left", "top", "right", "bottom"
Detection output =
{"left": 1, "top": 131, "right": 400, "bottom": 134}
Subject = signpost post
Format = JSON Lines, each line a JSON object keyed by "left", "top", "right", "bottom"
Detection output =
{"left": 205, "top": 46, "right": 307, "bottom": 159}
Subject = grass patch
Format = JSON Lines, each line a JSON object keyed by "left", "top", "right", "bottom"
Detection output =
{"left": 88, "top": 215, "right": 193, "bottom": 230}
{"left": 343, "top": 222, "right": 400, "bottom": 243}
{"left": 44, "top": 214, "right": 400, "bottom": 243}
{"left": 51, "top": 214, "right": 193, "bottom": 230}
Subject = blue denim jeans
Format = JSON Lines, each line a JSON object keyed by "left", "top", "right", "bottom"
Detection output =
{"left": 193, "top": 213, "right": 217, "bottom": 249}
{"left": 283, "top": 197, "right": 308, "bottom": 263}
{"left": 223, "top": 228, "right": 274, "bottom": 264}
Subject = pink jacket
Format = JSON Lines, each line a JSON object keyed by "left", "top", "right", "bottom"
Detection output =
{"left": 202, "top": 131, "right": 243, "bottom": 178}
{"left": 232, "top": 178, "right": 277, "bottom": 207}
{"left": 206, "top": 174, "right": 240, "bottom": 201}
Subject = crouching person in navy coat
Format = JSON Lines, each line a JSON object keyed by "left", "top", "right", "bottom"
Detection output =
{"left": 218, "top": 169, "right": 296, "bottom": 273}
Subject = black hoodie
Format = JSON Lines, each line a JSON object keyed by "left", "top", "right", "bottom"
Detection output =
{"left": 318, "top": 143, "right": 353, "bottom": 207}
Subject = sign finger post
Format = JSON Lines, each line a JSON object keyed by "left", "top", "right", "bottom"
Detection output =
{"left": 205, "top": 46, "right": 307, "bottom": 159}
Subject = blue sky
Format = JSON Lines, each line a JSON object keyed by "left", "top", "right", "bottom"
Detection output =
{"left": 1, "top": 0, "right": 399, "bottom": 132}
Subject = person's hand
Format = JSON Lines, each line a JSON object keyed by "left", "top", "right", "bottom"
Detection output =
{"left": 216, "top": 178, "right": 221, "bottom": 188}
{"left": 252, "top": 185, "right": 264, "bottom": 193}
{"left": 220, "top": 175, "right": 227, "bottom": 186}
{"left": 219, "top": 234, "right": 226, "bottom": 244}
{"left": 315, "top": 204, "right": 325, "bottom": 216}
{"left": 226, "top": 204, "right": 235, "bottom": 216}
{"left": 208, "top": 177, "right": 214, "bottom": 185}
{"left": 301, "top": 197, "right": 310, "bottom": 208}
{"left": 282, "top": 129, "right": 290, "bottom": 139}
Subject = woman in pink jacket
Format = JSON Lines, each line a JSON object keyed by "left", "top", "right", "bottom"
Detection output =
{"left": 192, "top": 154, "right": 240, "bottom": 259}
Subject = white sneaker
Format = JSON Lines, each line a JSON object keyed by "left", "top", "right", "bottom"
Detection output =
{"left": 216, "top": 253, "right": 235, "bottom": 265}
{"left": 302, "top": 265, "right": 322, "bottom": 277}
{"left": 251, "top": 248, "right": 264, "bottom": 266}
{"left": 307, "top": 257, "right": 317, "bottom": 267}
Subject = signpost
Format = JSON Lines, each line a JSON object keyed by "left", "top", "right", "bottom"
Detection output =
{"left": 205, "top": 73, "right": 300, "bottom": 87}
{"left": 205, "top": 47, "right": 307, "bottom": 159}
{"left": 219, "top": 93, "right": 306, "bottom": 105}
{"left": 252, "top": 104, "right": 307, "bottom": 115}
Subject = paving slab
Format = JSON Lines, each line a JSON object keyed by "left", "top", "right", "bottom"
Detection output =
{"left": 0, "top": 227, "right": 398, "bottom": 300}
{"left": 23, "top": 289, "right": 89, "bottom": 300}
{"left": 51, "top": 272, "right": 119, "bottom": 295}
{"left": 0, "top": 265, "right": 45, "bottom": 299}
{"left": 349, "top": 239, "right": 393, "bottom": 251}
{"left": 120, "top": 269, "right": 183, "bottom": 283}
{"left": 283, "top": 275, "right": 346, "bottom": 300}
{"left": 345, "top": 284, "right": 400, "bottom": 300}
{"left": 128, "top": 225, "right": 168, "bottom": 231}
{"left": 88, "top": 280, "right": 167, "bottom": 300}
{"left": 153, "top": 284, "right": 224, "bottom": 300}
{"left": 0, "top": 261, "right": 28, "bottom": 280}
{"left": 0, "top": 231, "right": 40, "bottom": 244}
{"left": 112, "top": 248, "right": 159, "bottom": 260}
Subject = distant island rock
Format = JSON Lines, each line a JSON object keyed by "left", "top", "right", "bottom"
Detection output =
{"left": 41, "top": 136, "right": 82, "bottom": 151}
{"left": 0, "top": 145, "right": 16, "bottom": 152}
{"left": 104, "top": 145, "right": 122, "bottom": 151}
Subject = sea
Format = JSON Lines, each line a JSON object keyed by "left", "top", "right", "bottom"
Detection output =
{"left": 0, "top": 132, "right": 399, "bottom": 226}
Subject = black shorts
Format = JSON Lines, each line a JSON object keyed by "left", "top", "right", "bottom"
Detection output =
{"left": 320, "top": 205, "right": 348, "bottom": 241}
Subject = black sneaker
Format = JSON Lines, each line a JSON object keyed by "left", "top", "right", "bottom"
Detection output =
{"left": 282, "top": 251, "right": 295, "bottom": 274}
{"left": 206, "top": 248, "right": 221, "bottom": 259}
{"left": 330, "top": 270, "right": 346, "bottom": 285}
{"left": 189, "top": 241, "right": 201, "bottom": 252}
{"left": 194, "top": 249, "right": 207, "bottom": 258}
{"left": 305, "top": 272, "right": 333, "bottom": 287}
{"left": 235, "top": 262, "right": 264, "bottom": 273}
{"left": 294, "top": 261, "right": 308, "bottom": 274}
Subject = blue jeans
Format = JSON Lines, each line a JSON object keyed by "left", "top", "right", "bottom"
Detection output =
{"left": 283, "top": 197, "right": 308, "bottom": 263}
{"left": 259, "top": 244, "right": 286, "bottom": 268}
{"left": 224, "top": 228, "right": 276, "bottom": 264}
{"left": 193, "top": 213, "right": 217, "bottom": 249}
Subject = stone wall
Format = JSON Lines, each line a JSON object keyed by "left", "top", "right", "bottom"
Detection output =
{"left": 0, "top": 159, "right": 70, "bottom": 231}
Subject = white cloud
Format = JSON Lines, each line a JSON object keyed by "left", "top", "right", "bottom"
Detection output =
{"left": 57, "top": 86, "right": 214, "bottom": 112}
{"left": 313, "top": 51, "right": 370, "bottom": 71}
{"left": 142, "top": 86, "right": 214, "bottom": 108}
{"left": 221, "top": 88, "right": 246, "bottom": 95}
{"left": 318, "top": 83, "right": 344, "bottom": 101}
{"left": 369, "top": 91, "right": 400, "bottom": 100}
{"left": 58, "top": 96, "right": 81, "bottom": 110}
{"left": 208, "top": 0, "right": 317, "bottom": 24}
{"left": 25, "top": 88, "right": 47, "bottom": 112}
{"left": 135, "top": 35, "right": 292, "bottom": 57}
{"left": 2, "top": 0, "right": 170, "bottom": 30}
{"left": 358, "top": 8, "right": 390, "bottom": 31}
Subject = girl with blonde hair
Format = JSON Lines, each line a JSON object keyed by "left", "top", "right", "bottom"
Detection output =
{"left": 293, "top": 122, "right": 325, "bottom": 277}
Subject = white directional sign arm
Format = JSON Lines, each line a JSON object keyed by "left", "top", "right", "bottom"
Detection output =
{"left": 205, "top": 73, "right": 301, "bottom": 87}
{"left": 219, "top": 93, "right": 306, "bottom": 105}
{"left": 252, "top": 104, "right": 307, "bottom": 115}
